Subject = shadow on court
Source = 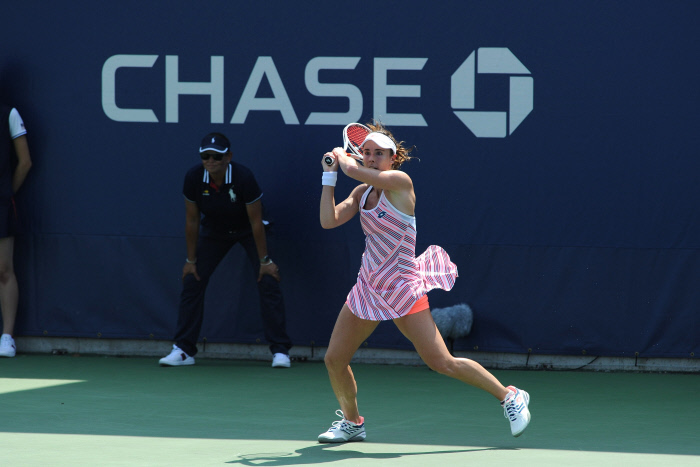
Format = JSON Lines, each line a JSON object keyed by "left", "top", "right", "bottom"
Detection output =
{"left": 0, "top": 354, "right": 698, "bottom": 465}
{"left": 225, "top": 444, "right": 513, "bottom": 465}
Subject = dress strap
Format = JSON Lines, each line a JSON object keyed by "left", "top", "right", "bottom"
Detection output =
{"left": 360, "top": 185, "right": 373, "bottom": 210}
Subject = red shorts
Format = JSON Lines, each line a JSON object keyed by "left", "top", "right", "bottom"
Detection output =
{"left": 405, "top": 295, "right": 429, "bottom": 316}
{"left": 345, "top": 294, "right": 429, "bottom": 320}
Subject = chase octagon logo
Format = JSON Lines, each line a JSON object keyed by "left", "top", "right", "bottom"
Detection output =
{"left": 451, "top": 47, "right": 533, "bottom": 138}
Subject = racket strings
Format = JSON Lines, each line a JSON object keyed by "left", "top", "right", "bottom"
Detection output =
{"left": 346, "top": 125, "right": 370, "bottom": 156}
{"left": 347, "top": 126, "right": 369, "bottom": 146}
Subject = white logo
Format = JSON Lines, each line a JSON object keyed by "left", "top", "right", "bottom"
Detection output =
{"left": 451, "top": 48, "right": 533, "bottom": 138}
{"left": 212, "top": 137, "right": 215, "bottom": 143}
{"left": 229, "top": 188, "right": 236, "bottom": 202}
{"left": 101, "top": 51, "right": 533, "bottom": 138}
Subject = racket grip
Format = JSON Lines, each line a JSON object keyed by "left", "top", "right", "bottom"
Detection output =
{"left": 324, "top": 156, "right": 334, "bottom": 166}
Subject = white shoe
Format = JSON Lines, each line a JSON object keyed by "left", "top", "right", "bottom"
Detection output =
{"left": 318, "top": 410, "right": 366, "bottom": 443}
{"left": 271, "top": 353, "right": 290, "bottom": 368}
{"left": 0, "top": 334, "right": 16, "bottom": 358}
{"left": 158, "top": 345, "right": 195, "bottom": 366}
{"left": 502, "top": 385, "right": 531, "bottom": 437}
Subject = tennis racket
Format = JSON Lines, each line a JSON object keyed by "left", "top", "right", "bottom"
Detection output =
{"left": 324, "top": 123, "right": 371, "bottom": 166}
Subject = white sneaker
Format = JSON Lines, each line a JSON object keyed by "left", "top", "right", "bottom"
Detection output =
{"left": 318, "top": 410, "right": 366, "bottom": 443}
{"left": 502, "top": 385, "right": 531, "bottom": 437}
{"left": 0, "top": 334, "right": 16, "bottom": 358}
{"left": 158, "top": 345, "right": 195, "bottom": 366}
{"left": 271, "top": 353, "right": 290, "bottom": 368}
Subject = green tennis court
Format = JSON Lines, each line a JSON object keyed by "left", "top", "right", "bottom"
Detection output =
{"left": 0, "top": 354, "right": 697, "bottom": 466}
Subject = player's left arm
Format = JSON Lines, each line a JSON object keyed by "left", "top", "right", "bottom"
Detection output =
{"left": 12, "top": 135, "right": 32, "bottom": 193}
{"left": 334, "top": 148, "right": 412, "bottom": 192}
{"left": 334, "top": 148, "right": 415, "bottom": 213}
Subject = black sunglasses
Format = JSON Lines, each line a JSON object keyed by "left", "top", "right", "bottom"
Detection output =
{"left": 200, "top": 153, "right": 226, "bottom": 161}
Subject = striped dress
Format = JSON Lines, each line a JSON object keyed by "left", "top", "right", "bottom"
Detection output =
{"left": 346, "top": 186, "right": 458, "bottom": 321}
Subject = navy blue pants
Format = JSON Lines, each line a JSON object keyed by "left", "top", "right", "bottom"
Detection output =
{"left": 173, "top": 232, "right": 292, "bottom": 357}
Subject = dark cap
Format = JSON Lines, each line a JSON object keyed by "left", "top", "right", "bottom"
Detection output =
{"left": 199, "top": 133, "right": 230, "bottom": 153}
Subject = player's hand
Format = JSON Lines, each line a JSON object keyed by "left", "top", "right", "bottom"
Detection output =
{"left": 182, "top": 262, "right": 200, "bottom": 281}
{"left": 258, "top": 261, "right": 280, "bottom": 282}
{"left": 322, "top": 152, "right": 338, "bottom": 172}
{"left": 333, "top": 147, "right": 357, "bottom": 170}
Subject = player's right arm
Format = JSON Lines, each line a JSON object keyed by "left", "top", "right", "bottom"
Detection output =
{"left": 320, "top": 184, "right": 365, "bottom": 229}
{"left": 320, "top": 153, "right": 364, "bottom": 229}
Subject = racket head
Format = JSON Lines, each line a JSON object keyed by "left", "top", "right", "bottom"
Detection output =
{"left": 343, "top": 123, "right": 371, "bottom": 161}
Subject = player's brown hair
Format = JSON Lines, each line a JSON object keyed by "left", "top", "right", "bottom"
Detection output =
{"left": 366, "top": 121, "right": 415, "bottom": 169}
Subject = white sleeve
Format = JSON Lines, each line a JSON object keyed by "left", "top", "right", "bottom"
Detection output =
{"left": 8, "top": 108, "right": 27, "bottom": 139}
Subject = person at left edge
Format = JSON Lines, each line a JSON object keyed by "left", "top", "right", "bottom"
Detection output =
{"left": 0, "top": 104, "right": 32, "bottom": 358}
{"left": 159, "top": 132, "right": 292, "bottom": 368}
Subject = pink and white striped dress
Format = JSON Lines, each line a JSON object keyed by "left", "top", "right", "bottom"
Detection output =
{"left": 346, "top": 186, "right": 458, "bottom": 321}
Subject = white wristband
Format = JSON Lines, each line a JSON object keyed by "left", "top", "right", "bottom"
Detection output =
{"left": 322, "top": 172, "right": 338, "bottom": 187}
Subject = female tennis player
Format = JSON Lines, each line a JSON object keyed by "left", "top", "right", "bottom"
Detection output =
{"left": 318, "top": 122, "right": 531, "bottom": 442}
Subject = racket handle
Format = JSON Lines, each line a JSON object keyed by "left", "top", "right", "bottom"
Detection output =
{"left": 324, "top": 156, "right": 334, "bottom": 166}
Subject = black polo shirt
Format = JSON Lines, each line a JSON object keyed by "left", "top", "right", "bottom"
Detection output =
{"left": 183, "top": 162, "right": 262, "bottom": 236}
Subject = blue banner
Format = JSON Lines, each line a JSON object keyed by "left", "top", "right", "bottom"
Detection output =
{"left": 1, "top": 1, "right": 698, "bottom": 358}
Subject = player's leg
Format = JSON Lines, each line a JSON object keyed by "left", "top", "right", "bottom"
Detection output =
{"left": 393, "top": 309, "right": 509, "bottom": 400}
{"left": 324, "top": 304, "right": 378, "bottom": 423}
{"left": 393, "top": 308, "right": 531, "bottom": 436}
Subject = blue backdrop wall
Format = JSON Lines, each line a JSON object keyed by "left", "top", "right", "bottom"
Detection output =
{"left": 1, "top": 1, "right": 698, "bottom": 358}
